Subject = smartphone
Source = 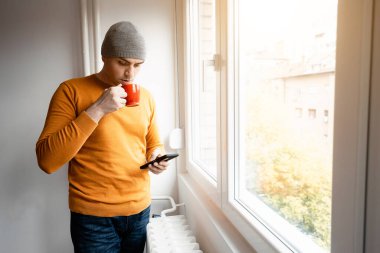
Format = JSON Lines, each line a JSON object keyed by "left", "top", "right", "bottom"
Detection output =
{"left": 140, "top": 153, "right": 179, "bottom": 169}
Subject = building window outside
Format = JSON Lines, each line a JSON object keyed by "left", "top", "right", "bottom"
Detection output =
{"left": 295, "top": 107, "right": 303, "bottom": 118}
{"left": 324, "top": 109, "right": 329, "bottom": 123}
{"left": 308, "top": 108, "right": 317, "bottom": 119}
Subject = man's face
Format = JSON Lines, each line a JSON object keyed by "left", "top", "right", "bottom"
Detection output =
{"left": 102, "top": 57, "right": 144, "bottom": 85}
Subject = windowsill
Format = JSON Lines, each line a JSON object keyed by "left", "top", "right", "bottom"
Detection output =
{"left": 236, "top": 190, "right": 328, "bottom": 253}
{"left": 178, "top": 172, "right": 264, "bottom": 253}
{"left": 179, "top": 171, "right": 328, "bottom": 253}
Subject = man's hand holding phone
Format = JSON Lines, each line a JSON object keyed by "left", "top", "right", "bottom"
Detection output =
{"left": 142, "top": 149, "right": 178, "bottom": 174}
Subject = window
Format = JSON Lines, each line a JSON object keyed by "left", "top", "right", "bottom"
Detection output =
{"left": 295, "top": 108, "right": 303, "bottom": 118}
{"left": 187, "top": 0, "right": 337, "bottom": 251}
{"left": 234, "top": 0, "right": 337, "bottom": 251}
{"left": 184, "top": 0, "right": 372, "bottom": 252}
{"left": 187, "top": 0, "right": 220, "bottom": 182}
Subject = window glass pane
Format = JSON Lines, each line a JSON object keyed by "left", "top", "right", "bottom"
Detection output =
{"left": 236, "top": 0, "right": 337, "bottom": 251}
{"left": 191, "top": 0, "right": 218, "bottom": 179}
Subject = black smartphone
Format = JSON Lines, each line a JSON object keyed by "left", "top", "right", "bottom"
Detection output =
{"left": 140, "top": 153, "right": 179, "bottom": 169}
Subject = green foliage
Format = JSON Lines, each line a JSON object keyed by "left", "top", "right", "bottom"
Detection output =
{"left": 244, "top": 85, "right": 332, "bottom": 249}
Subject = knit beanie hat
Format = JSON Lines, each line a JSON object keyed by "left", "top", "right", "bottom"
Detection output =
{"left": 101, "top": 21, "right": 146, "bottom": 60}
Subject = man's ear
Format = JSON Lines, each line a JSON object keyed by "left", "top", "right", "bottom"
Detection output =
{"left": 101, "top": 56, "right": 105, "bottom": 63}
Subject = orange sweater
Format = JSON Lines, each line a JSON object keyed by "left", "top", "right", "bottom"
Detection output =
{"left": 36, "top": 74, "right": 163, "bottom": 217}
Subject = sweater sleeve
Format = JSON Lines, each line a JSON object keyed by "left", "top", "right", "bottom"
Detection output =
{"left": 145, "top": 96, "right": 164, "bottom": 160}
{"left": 36, "top": 82, "right": 97, "bottom": 174}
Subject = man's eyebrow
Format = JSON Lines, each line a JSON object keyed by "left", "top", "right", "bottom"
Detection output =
{"left": 118, "top": 58, "right": 144, "bottom": 64}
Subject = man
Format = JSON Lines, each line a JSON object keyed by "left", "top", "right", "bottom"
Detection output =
{"left": 36, "top": 21, "right": 168, "bottom": 253}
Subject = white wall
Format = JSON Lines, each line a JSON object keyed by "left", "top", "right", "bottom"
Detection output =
{"left": 0, "top": 0, "right": 82, "bottom": 252}
{"left": 0, "top": 0, "right": 178, "bottom": 252}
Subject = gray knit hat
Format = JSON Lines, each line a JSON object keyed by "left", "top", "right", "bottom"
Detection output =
{"left": 101, "top": 21, "right": 146, "bottom": 60}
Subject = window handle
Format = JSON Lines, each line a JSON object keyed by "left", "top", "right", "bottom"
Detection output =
{"left": 203, "top": 54, "right": 220, "bottom": 71}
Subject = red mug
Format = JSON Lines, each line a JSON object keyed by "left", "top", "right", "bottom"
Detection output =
{"left": 122, "top": 83, "right": 140, "bottom": 106}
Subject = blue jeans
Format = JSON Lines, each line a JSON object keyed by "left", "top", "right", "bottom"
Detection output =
{"left": 70, "top": 206, "right": 150, "bottom": 253}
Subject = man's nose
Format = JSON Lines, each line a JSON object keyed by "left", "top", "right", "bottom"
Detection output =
{"left": 125, "top": 66, "right": 135, "bottom": 79}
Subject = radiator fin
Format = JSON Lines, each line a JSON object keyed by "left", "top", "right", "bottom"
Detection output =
{"left": 147, "top": 215, "right": 203, "bottom": 253}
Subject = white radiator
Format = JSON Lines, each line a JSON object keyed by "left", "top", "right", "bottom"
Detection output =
{"left": 146, "top": 196, "right": 203, "bottom": 253}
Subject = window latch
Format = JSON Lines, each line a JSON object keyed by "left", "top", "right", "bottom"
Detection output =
{"left": 203, "top": 54, "right": 220, "bottom": 71}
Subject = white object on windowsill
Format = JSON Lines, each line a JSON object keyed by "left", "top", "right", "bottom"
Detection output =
{"left": 169, "top": 128, "right": 184, "bottom": 150}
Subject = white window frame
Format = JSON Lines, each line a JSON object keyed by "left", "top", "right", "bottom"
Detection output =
{"left": 184, "top": 0, "right": 222, "bottom": 206}
{"left": 183, "top": 0, "right": 373, "bottom": 252}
